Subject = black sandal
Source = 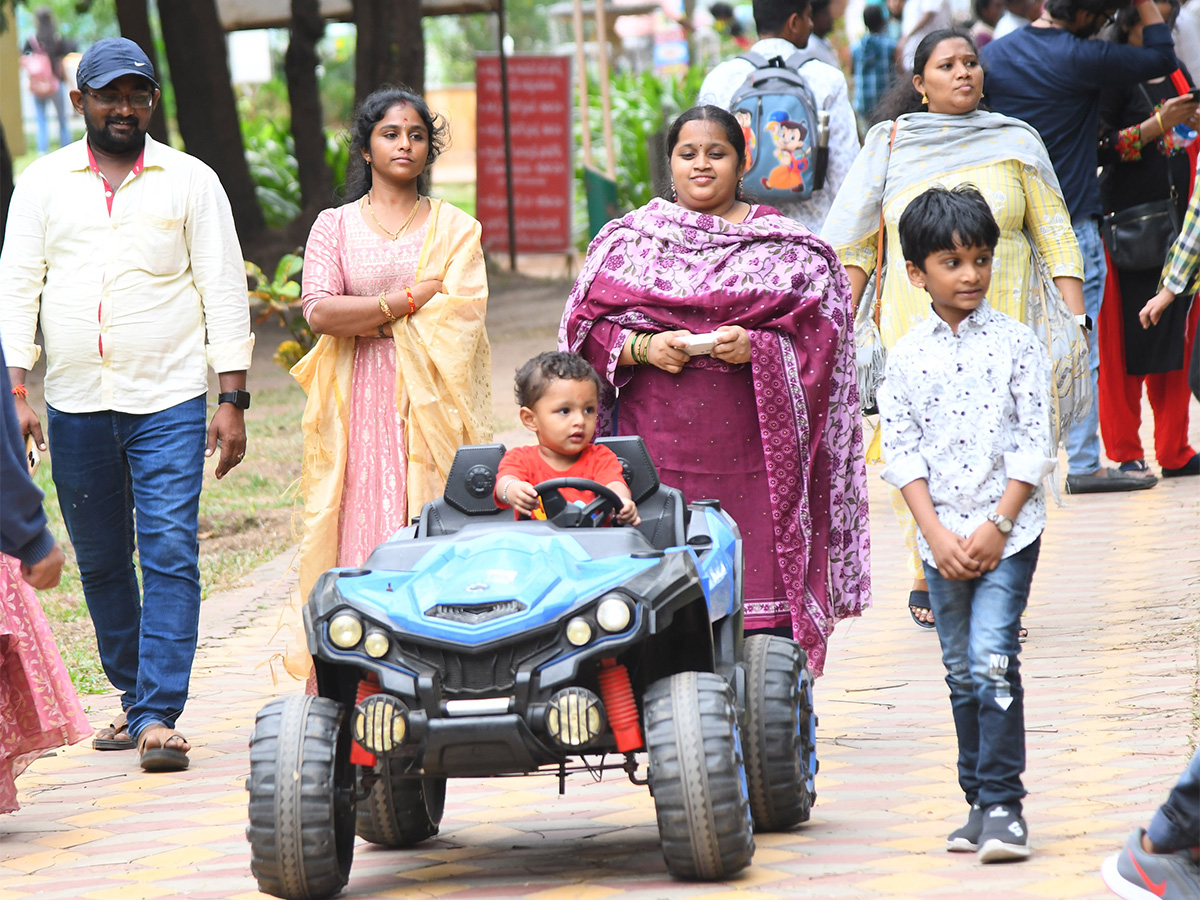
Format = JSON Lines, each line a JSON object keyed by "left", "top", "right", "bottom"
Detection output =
{"left": 909, "top": 590, "right": 936, "bottom": 629}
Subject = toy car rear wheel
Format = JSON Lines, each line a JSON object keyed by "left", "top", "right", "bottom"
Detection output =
{"left": 644, "top": 671, "right": 755, "bottom": 880}
{"left": 743, "top": 634, "right": 817, "bottom": 831}
{"left": 247, "top": 694, "right": 356, "bottom": 900}
{"left": 355, "top": 756, "right": 446, "bottom": 847}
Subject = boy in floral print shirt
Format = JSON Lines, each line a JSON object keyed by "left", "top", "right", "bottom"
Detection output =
{"left": 878, "top": 185, "right": 1057, "bottom": 865}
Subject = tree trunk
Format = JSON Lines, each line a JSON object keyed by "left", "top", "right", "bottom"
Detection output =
{"left": 157, "top": 0, "right": 265, "bottom": 239}
{"left": 113, "top": 0, "right": 168, "bottom": 144}
{"left": 0, "top": 125, "right": 13, "bottom": 253}
{"left": 286, "top": 0, "right": 333, "bottom": 220}
{"left": 353, "top": 0, "right": 425, "bottom": 108}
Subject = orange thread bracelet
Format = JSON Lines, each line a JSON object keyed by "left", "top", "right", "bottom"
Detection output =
{"left": 406, "top": 286, "right": 416, "bottom": 316}
{"left": 11, "top": 384, "right": 27, "bottom": 399}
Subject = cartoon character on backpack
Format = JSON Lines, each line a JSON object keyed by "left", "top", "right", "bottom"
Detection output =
{"left": 728, "top": 51, "right": 824, "bottom": 203}
{"left": 762, "top": 110, "right": 810, "bottom": 193}
{"left": 734, "top": 108, "right": 756, "bottom": 170}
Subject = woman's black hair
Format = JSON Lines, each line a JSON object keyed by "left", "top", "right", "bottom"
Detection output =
{"left": 665, "top": 105, "right": 748, "bottom": 200}
{"left": 514, "top": 351, "right": 602, "bottom": 408}
{"left": 345, "top": 85, "right": 449, "bottom": 200}
{"left": 870, "top": 28, "right": 980, "bottom": 126}
{"left": 898, "top": 184, "right": 1000, "bottom": 268}
{"left": 1106, "top": 0, "right": 1178, "bottom": 39}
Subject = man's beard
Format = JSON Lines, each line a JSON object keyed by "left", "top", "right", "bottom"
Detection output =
{"left": 86, "top": 115, "right": 145, "bottom": 155}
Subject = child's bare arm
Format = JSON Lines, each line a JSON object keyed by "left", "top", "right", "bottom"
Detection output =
{"left": 963, "top": 478, "right": 1035, "bottom": 573}
{"left": 496, "top": 475, "right": 539, "bottom": 515}
{"left": 899, "top": 479, "right": 980, "bottom": 581}
{"left": 607, "top": 480, "right": 640, "bottom": 526}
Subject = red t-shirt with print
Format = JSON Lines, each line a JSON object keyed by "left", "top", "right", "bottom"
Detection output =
{"left": 497, "top": 443, "right": 625, "bottom": 518}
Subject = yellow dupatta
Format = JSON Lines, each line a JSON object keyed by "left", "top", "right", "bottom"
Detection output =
{"left": 282, "top": 198, "right": 492, "bottom": 679}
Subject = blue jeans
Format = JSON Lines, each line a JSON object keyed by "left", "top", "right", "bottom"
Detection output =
{"left": 1148, "top": 747, "right": 1200, "bottom": 852}
{"left": 925, "top": 538, "right": 1041, "bottom": 813}
{"left": 1065, "top": 218, "right": 1104, "bottom": 475}
{"left": 33, "top": 84, "right": 71, "bottom": 153}
{"left": 47, "top": 396, "right": 207, "bottom": 739}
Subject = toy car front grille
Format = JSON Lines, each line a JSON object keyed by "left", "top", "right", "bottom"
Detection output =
{"left": 394, "top": 632, "right": 559, "bottom": 695}
{"left": 426, "top": 600, "right": 526, "bottom": 624}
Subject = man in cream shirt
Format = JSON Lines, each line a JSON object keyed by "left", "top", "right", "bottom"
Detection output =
{"left": 0, "top": 38, "right": 253, "bottom": 772}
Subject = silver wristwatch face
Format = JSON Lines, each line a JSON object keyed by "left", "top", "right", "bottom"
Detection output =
{"left": 988, "top": 513, "right": 1013, "bottom": 534}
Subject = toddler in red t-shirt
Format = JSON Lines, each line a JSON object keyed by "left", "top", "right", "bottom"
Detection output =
{"left": 495, "top": 352, "right": 640, "bottom": 525}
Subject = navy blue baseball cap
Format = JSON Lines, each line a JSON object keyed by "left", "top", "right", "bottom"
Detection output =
{"left": 76, "top": 37, "right": 158, "bottom": 90}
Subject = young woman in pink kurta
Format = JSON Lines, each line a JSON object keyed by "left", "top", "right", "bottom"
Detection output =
{"left": 291, "top": 87, "right": 492, "bottom": 687}
{"left": 302, "top": 210, "right": 427, "bottom": 565}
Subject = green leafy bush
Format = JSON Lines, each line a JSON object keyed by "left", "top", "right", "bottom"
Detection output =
{"left": 574, "top": 65, "right": 707, "bottom": 246}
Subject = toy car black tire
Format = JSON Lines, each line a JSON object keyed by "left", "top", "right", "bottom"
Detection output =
{"left": 644, "top": 670, "right": 755, "bottom": 880}
{"left": 743, "top": 634, "right": 817, "bottom": 830}
{"left": 355, "top": 755, "right": 446, "bottom": 847}
{"left": 247, "top": 695, "right": 355, "bottom": 900}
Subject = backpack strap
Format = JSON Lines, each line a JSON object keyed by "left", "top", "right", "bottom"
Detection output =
{"left": 784, "top": 50, "right": 810, "bottom": 71}
{"left": 738, "top": 51, "right": 771, "bottom": 69}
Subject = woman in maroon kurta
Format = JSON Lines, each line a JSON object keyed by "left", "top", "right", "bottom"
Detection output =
{"left": 560, "top": 106, "right": 870, "bottom": 677}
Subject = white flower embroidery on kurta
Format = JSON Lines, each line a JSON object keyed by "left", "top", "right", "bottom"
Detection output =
{"left": 878, "top": 301, "right": 1057, "bottom": 565}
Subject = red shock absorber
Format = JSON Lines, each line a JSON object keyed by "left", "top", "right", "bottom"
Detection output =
{"left": 350, "top": 674, "right": 381, "bottom": 767}
{"left": 597, "top": 658, "right": 643, "bottom": 752}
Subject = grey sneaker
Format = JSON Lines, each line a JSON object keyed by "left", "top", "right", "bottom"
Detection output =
{"left": 977, "top": 803, "right": 1031, "bottom": 863}
{"left": 947, "top": 803, "right": 983, "bottom": 852}
{"left": 1101, "top": 828, "right": 1200, "bottom": 900}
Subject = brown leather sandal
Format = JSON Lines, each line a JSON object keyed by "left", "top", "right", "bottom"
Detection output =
{"left": 137, "top": 723, "right": 190, "bottom": 772}
{"left": 93, "top": 711, "right": 136, "bottom": 751}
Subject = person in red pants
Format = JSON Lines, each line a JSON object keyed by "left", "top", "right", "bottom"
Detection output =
{"left": 1117, "top": 180, "right": 1200, "bottom": 478}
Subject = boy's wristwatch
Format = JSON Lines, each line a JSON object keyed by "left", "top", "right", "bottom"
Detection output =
{"left": 1075, "top": 314, "right": 1093, "bottom": 332}
{"left": 217, "top": 389, "right": 251, "bottom": 410}
{"left": 986, "top": 512, "right": 1014, "bottom": 535}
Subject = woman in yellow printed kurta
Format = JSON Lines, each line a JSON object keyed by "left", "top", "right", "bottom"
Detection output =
{"left": 822, "top": 29, "right": 1084, "bottom": 627}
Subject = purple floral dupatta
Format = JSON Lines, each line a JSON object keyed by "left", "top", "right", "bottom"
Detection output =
{"left": 559, "top": 198, "right": 871, "bottom": 675}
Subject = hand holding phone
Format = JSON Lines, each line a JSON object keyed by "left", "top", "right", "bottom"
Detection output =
{"left": 25, "top": 434, "right": 40, "bottom": 475}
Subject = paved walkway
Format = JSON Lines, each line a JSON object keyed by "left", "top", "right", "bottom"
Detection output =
{"left": 2, "top": 443, "right": 1197, "bottom": 898}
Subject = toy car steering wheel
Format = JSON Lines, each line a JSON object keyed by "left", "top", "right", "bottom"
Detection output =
{"left": 533, "top": 478, "right": 624, "bottom": 528}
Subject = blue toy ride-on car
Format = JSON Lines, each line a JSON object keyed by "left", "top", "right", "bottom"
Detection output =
{"left": 246, "top": 436, "right": 816, "bottom": 899}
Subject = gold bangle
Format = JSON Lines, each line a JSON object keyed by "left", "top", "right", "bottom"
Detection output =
{"left": 1155, "top": 110, "right": 1166, "bottom": 137}
{"left": 379, "top": 290, "right": 395, "bottom": 321}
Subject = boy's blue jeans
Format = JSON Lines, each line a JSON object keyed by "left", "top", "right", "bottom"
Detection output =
{"left": 925, "top": 538, "right": 1040, "bottom": 814}
{"left": 47, "top": 395, "right": 206, "bottom": 740}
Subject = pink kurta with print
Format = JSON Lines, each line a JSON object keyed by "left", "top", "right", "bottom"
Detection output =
{"left": 301, "top": 202, "right": 429, "bottom": 568}
{"left": 0, "top": 555, "right": 91, "bottom": 813}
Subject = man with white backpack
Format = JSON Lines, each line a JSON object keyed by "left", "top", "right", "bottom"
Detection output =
{"left": 698, "top": 0, "right": 859, "bottom": 233}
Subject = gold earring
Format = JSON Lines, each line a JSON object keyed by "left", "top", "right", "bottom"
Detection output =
{"left": 669, "top": 183, "right": 677, "bottom": 200}
{"left": 921, "top": 92, "right": 929, "bottom": 105}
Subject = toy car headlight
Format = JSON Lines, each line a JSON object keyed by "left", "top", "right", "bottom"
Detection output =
{"left": 565, "top": 617, "right": 592, "bottom": 646}
{"left": 363, "top": 631, "right": 390, "bottom": 658}
{"left": 328, "top": 613, "right": 363, "bottom": 649}
{"left": 596, "top": 595, "right": 632, "bottom": 632}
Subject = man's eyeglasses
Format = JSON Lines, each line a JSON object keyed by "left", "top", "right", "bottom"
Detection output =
{"left": 84, "top": 88, "right": 155, "bottom": 110}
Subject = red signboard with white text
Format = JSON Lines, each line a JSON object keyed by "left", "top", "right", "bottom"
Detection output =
{"left": 475, "top": 55, "right": 572, "bottom": 254}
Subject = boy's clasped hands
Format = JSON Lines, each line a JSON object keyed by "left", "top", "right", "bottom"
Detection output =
{"left": 925, "top": 520, "right": 1007, "bottom": 581}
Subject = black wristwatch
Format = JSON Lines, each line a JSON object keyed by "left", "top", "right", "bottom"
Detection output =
{"left": 217, "top": 389, "right": 251, "bottom": 410}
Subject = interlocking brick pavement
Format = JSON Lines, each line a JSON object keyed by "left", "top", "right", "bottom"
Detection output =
{"left": 1, "top": 432, "right": 1196, "bottom": 899}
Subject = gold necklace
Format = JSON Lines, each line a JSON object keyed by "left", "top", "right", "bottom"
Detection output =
{"left": 366, "top": 191, "right": 421, "bottom": 240}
